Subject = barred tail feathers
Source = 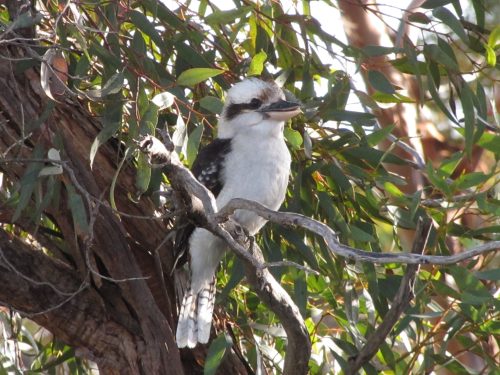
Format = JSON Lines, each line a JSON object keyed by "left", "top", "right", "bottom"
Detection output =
{"left": 176, "top": 277, "right": 216, "bottom": 348}
{"left": 196, "top": 277, "right": 216, "bottom": 344}
{"left": 176, "top": 288, "right": 197, "bottom": 348}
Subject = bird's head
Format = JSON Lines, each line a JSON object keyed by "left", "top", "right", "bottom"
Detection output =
{"left": 217, "top": 78, "right": 301, "bottom": 139}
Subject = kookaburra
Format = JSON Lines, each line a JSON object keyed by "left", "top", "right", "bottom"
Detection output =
{"left": 175, "top": 78, "right": 301, "bottom": 348}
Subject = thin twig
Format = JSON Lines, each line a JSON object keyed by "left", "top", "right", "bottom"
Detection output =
{"left": 263, "top": 261, "right": 320, "bottom": 275}
{"left": 346, "top": 218, "right": 432, "bottom": 374}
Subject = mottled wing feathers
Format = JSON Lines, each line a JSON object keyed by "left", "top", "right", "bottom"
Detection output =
{"left": 191, "top": 138, "right": 231, "bottom": 196}
{"left": 173, "top": 138, "right": 232, "bottom": 269}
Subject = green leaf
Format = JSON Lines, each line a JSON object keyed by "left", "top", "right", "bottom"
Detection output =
{"left": 350, "top": 225, "right": 375, "bottom": 242}
{"left": 318, "top": 192, "right": 350, "bottom": 237}
{"left": 448, "top": 266, "right": 493, "bottom": 305}
{"left": 284, "top": 128, "right": 303, "bottom": 150}
{"left": 328, "top": 164, "right": 353, "bottom": 196}
{"left": 487, "top": 25, "right": 500, "bottom": 49}
{"left": 135, "top": 152, "right": 151, "bottom": 195}
{"left": 248, "top": 50, "right": 267, "bottom": 76}
{"left": 362, "top": 45, "right": 398, "bottom": 57}
{"left": 128, "top": 10, "right": 165, "bottom": 50}
{"left": 421, "top": 0, "right": 453, "bottom": 8}
{"left": 439, "top": 152, "right": 462, "bottom": 176}
{"left": 407, "top": 12, "right": 431, "bottom": 24}
{"left": 12, "top": 145, "right": 44, "bottom": 222}
{"left": 384, "top": 181, "right": 405, "bottom": 198}
{"left": 140, "top": 103, "right": 159, "bottom": 135}
{"left": 474, "top": 269, "right": 500, "bottom": 281}
{"left": 460, "top": 84, "right": 475, "bottom": 158}
{"left": 177, "top": 68, "right": 225, "bottom": 87}
{"left": 433, "top": 7, "right": 468, "bottom": 44}
{"left": 303, "top": 130, "right": 313, "bottom": 158}
{"left": 424, "top": 44, "right": 458, "bottom": 71}
{"left": 321, "top": 110, "right": 375, "bottom": 124}
{"left": 425, "top": 63, "right": 458, "bottom": 125}
{"left": 205, "top": 7, "right": 251, "bottom": 24}
{"left": 152, "top": 92, "right": 175, "bottom": 110}
{"left": 200, "top": 96, "right": 224, "bottom": 114}
{"left": 426, "top": 162, "right": 451, "bottom": 196}
{"left": 186, "top": 124, "right": 204, "bottom": 167}
{"left": 175, "top": 42, "right": 212, "bottom": 68}
{"left": 172, "top": 115, "right": 188, "bottom": 156}
{"left": 404, "top": 38, "right": 424, "bottom": 104}
{"left": 204, "top": 334, "right": 232, "bottom": 375}
{"left": 90, "top": 102, "right": 123, "bottom": 168}
{"left": 371, "top": 92, "right": 415, "bottom": 104}
{"left": 368, "top": 70, "right": 395, "bottom": 94}
{"left": 484, "top": 44, "right": 496, "bottom": 67}
{"left": 279, "top": 228, "right": 319, "bottom": 270}
{"left": 366, "top": 124, "right": 395, "bottom": 147}
{"left": 67, "top": 184, "right": 89, "bottom": 235}
{"left": 477, "top": 132, "right": 500, "bottom": 154}
{"left": 293, "top": 273, "right": 308, "bottom": 317}
{"left": 453, "top": 172, "right": 489, "bottom": 190}
{"left": 85, "top": 71, "right": 124, "bottom": 100}
{"left": 391, "top": 57, "right": 427, "bottom": 75}
{"left": 219, "top": 257, "right": 245, "bottom": 301}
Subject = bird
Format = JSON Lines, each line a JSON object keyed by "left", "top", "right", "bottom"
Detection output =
{"left": 175, "top": 77, "right": 301, "bottom": 348}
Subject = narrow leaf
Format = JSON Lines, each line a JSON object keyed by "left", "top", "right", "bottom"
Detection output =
{"left": 90, "top": 103, "right": 123, "bottom": 168}
{"left": 248, "top": 50, "right": 267, "bottom": 76}
{"left": 67, "top": 184, "right": 89, "bottom": 235}
{"left": 177, "top": 68, "right": 225, "bottom": 87}
{"left": 368, "top": 70, "right": 395, "bottom": 94}
{"left": 200, "top": 96, "right": 224, "bottom": 114}
{"left": 460, "top": 84, "right": 475, "bottom": 158}
{"left": 205, "top": 7, "right": 251, "bottom": 24}
{"left": 85, "top": 72, "right": 124, "bottom": 100}
{"left": 12, "top": 146, "right": 44, "bottom": 222}
{"left": 422, "top": 0, "right": 453, "bottom": 8}
{"left": 487, "top": 25, "right": 500, "bottom": 49}
{"left": 186, "top": 124, "right": 204, "bottom": 167}
{"left": 129, "top": 10, "right": 165, "bottom": 49}
{"left": 433, "top": 7, "right": 468, "bottom": 44}
{"left": 135, "top": 152, "right": 151, "bottom": 195}
{"left": 284, "top": 128, "right": 303, "bottom": 150}
{"left": 424, "top": 44, "right": 458, "bottom": 71}
{"left": 484, "top": 44, "right": 496, "bottom": 67}
{"left": 204, "top": 334, "right": 232, "bottom": 375}
{"left": 366, "top": 124, "right": 395, "bottom": 147}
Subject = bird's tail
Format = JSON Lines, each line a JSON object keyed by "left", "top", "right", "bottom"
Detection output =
{"left": 176, "top": 276, "right": 216, "bottom": 348}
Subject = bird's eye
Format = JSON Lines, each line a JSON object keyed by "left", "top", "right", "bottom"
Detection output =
{"left": 249, "top": 98, "right": 262, "bottom": 109}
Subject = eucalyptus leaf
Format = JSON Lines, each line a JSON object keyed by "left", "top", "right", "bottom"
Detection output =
{"left": 177, "top": 68, "right": 225, "bottom": 87}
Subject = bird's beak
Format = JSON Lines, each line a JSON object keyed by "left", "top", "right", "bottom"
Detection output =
{"left": 259, "top": 100, "right": 301, "bottom": 121}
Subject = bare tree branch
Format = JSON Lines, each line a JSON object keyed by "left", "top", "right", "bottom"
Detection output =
{"left": 215, "top": 198, "right": 500, "bottom": 265}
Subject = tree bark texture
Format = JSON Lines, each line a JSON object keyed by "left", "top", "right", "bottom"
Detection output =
{"left": 0, "top": 44, "right": 247, "bottom": 374}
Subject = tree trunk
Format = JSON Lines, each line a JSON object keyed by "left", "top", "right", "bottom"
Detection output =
{"left": 0, "top": 43, "right": 247, "bottom": 374}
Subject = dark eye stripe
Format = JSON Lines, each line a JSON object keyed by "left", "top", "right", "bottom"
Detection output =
{"left": 224, "top": 98, "right": 262, "bottom": 120}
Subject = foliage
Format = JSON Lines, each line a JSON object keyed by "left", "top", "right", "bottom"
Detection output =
{"left": 0, "top": 309, "right": 95, "bottom": 374}
{"left": 1, "top": 0, "right": 499, "bottom": 373}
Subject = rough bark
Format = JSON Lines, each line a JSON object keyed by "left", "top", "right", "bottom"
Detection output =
{"left": 0, "top": 43, "right": 247, "bottom": 374}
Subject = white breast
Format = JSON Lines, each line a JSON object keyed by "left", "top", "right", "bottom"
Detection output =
{"left": 217, "top": 131, "right": 291, "bottom": 234}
